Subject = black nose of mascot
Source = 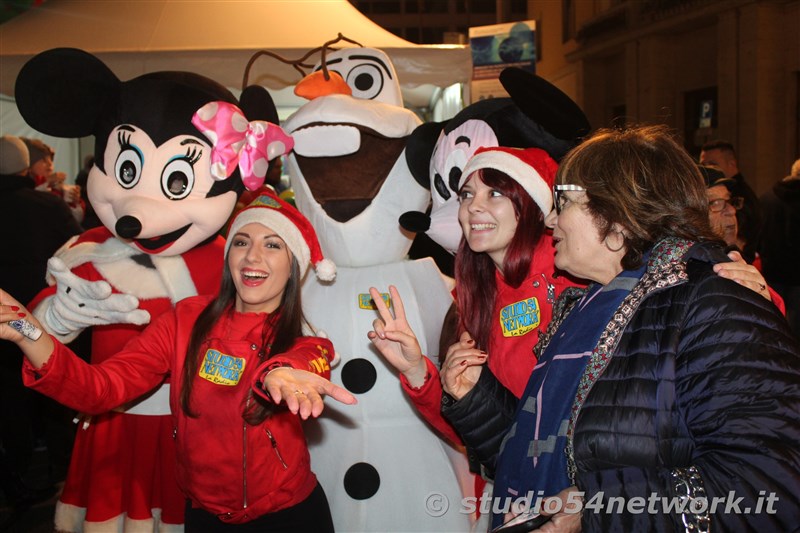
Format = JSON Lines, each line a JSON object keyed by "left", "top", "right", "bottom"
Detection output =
{"left": 116, "top": 215, "right": 142, "bottom": 239}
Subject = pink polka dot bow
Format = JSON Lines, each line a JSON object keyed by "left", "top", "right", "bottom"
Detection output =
{"left": 192, "top": 101, "right": 294, "bottom": 191}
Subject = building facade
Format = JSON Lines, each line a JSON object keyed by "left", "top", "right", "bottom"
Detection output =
{"left": 354, "top": 0, "right": 799, "bottom": 195}
{"left": 553, "top": 0, "right": 799, "bottom": 194}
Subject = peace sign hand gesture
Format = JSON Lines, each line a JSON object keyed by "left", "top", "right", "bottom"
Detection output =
{"left": 367, "top": 285, "right": 428, "bottom": 387}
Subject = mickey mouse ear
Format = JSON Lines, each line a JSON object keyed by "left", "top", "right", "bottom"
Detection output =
{"left": 15, "top": 48, "right": 120, "bottom": 138}
{"left": 499, "top": 67, "right": 590, "bottom": 141}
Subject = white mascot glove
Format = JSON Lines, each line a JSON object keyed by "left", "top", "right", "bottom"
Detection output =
{"left": 34, "top": 257, "right": 151, "bottom": 342}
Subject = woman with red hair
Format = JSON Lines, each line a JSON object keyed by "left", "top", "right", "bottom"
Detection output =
{"left": 369, "top": 146, "right": 577, "bottom": 453}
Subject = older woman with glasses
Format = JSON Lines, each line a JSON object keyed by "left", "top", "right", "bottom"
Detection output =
{"left": 472, "top": 125, "right": 799, "bottom": 532}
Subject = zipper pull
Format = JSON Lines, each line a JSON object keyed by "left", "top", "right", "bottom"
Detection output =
{"left": 264, "top": 427, "right": 288, "bottom": 469}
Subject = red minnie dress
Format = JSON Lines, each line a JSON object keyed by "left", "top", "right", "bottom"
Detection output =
{"left": 29, "top": 227, "right": 225, "bottom": 532}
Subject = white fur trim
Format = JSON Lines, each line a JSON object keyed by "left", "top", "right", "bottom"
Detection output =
{"left": 150, "top": 255, "right": 198, "bottom": 304}
{"left": 460, "top": 151, "right": 553, "bottom": 215}
{"left": 54, "top": 235, "right": 197, "bottom": 303}
{"left": 225, "top": 209, "right": 311, "bottom": 276}
{"left": 54, "top": 502, "right": 179, "bottom": 532}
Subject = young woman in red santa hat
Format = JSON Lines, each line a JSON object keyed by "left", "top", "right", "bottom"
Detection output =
{"left": 0, "top": 193, "right": 355, "bottom": 532}
{"left": 369, "top": 146, "right": 579, "bottom": 471}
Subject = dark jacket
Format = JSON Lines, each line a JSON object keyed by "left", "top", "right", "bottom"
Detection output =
{"left": 759, "top": 177, "right": 800, "bottom": 285}
{"left": 0, "top": 173, "right": 82, "bottom": 305}
{"left": 445, "top": 241, "right": 800, "bottom": 531}
{"left": 729, "top": 171, "right": 763, "bottom": 262}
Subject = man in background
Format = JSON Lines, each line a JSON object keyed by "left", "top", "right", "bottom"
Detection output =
{"left": 759, "top": 158, "right": 800, "bottom": 337}
{"left": 700, "top": 140, "right": 762, "bottom": 262}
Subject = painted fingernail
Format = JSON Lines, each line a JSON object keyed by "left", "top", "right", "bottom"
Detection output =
{"left": 10, "top": 306, "right": 19, "bottom": 311}
{"left": 17, "top": 312, "right": 26, "bottom": 318}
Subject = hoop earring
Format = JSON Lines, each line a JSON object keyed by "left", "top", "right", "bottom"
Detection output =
{"left": 604, "top": 230, "right": 625, "bottom": 253}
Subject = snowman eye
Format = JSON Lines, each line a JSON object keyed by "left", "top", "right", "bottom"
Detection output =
{"left": 346, "top": 63, "right": 384, "bottom": 100}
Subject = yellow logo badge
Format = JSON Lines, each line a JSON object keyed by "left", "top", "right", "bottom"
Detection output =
{"left": 199, "top": 349, "right": 246, "bottom": 386}
{"left": 499, "top": 297, "right": 541, "bottom": 337}
{"left": 358, "top": 292, "right": 391, "bottom": 310}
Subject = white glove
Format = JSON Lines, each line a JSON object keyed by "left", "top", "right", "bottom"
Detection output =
{"left": 36, "top": 257, "right": 151, "bottom": 339}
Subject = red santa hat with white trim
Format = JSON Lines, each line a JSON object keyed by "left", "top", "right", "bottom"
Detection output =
{"left": 225, "top": 193, "right": 336, "bottom": 281}
{"left": 459, "top": 146, "right": 558, "bottom": 215}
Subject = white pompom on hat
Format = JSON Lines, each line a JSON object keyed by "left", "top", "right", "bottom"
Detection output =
{"left": 225, "top": 193, "right": 336, "bottom": 281}
{"left": 459, "top": 146, "right": 559, "bottom": 215}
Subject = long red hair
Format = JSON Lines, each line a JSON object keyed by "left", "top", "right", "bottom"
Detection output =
{"left": 455, "top": 168, "right": 546, "bottom": 351}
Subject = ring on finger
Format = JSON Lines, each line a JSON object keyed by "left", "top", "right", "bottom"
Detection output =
{"left": 293, "top": 389, "right": 304, "bottom": 395}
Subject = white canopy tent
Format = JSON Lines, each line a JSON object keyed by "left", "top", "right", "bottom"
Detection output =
{"left": 0, "top": 0, "right": 470, "bottom": 101}
{"left": 0, "top": 0, "right": 471, "bottom": 175}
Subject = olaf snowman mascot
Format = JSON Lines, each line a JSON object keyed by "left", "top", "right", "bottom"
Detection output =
{"left": 282, "top": 46, "right": 471, "bottom": 531}
{"left": 15, "top": 48, "right": 289, "bottom": 532}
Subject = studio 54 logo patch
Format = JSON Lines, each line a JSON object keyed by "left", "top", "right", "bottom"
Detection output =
{"left": 199, "top": 349, "right": 246, "bottom": 385}
{"left": 500, "top": 297, "right": 541, "bottom": 337}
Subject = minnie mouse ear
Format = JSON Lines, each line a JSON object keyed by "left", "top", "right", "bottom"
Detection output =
{"left": 500, "top": 67, "right": 590, "bottom": 141}
{"left": 15, "top": 48, "right": 120, "bottom": 138}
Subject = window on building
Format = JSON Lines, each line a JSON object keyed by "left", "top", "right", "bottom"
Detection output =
{"left": 424, "top": 0, "right": 448, "bottom": 13}
{"left": 371, "top": 0, "right": 401, "bottom": 14}
{"left": 684, "top": 86, "right": 718, "bottom": 159}
{"left": 471, "top": 0, "right": 496, "bottom": 14}
{"left": 510, "top": 0, "right": 528, "bottom": 15}
{"left": 422, "top": 26, "right": 446, "bottom": 43}
{"left": 406, "top": 1, "right": 419, "bottom": 13}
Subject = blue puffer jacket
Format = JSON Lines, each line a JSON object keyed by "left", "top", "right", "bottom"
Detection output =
{"left": 571, "top": 241, "right": 800, "bottom": 531}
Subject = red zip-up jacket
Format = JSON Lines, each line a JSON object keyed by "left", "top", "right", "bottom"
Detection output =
{"left": 401, "top": 241, "right": 580, "bottom": 445}
{"left": 23, "top": 294, "right": 334, "bottom": 524}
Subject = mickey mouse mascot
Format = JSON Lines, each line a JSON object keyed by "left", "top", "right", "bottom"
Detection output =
{"left": 15, "top": 48, "right": 288, "bottom": 532}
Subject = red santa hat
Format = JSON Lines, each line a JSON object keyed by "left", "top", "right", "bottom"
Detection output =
{"left": 459, "top": 146, "right": 558, "bottom": 215}
{"left": 225, "top": 193, "right": 336, "bottom": 281}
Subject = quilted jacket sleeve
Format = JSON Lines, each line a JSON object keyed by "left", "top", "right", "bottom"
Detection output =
{"left": 442, "top": 366, "right": 518, "bottom": 477}
{"left": 576, "top": 268, "right": 800, "bottom": 532}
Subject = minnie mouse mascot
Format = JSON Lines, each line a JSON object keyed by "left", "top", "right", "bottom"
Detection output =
{"left": 15, "top": 48, "right": 290, "bottom": 532}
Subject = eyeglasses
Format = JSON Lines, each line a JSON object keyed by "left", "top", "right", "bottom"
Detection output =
{"left": 708, "top": 196, "right": 744, "bottom": 213}
{"left": 553, "top": 184, "right": 586, "bottom": 214}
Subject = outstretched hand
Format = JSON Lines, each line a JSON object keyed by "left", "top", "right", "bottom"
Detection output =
{"left": 367, "top": 285, "right": 428, "bottom": 387}
{"left": 262, "top": 368, "right": 357, "bottom": 420}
